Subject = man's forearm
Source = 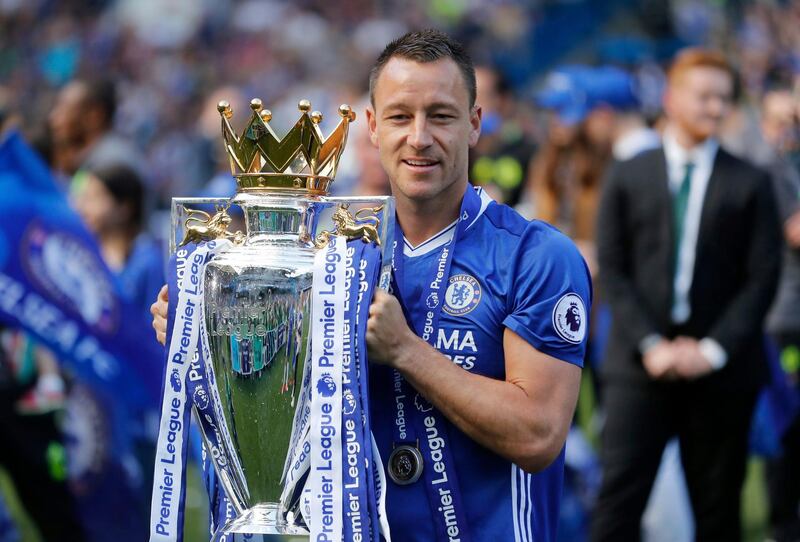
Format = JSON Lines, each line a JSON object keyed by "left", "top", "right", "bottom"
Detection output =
{"left": 390, "top": 337, "right": 564, "bottom": 472}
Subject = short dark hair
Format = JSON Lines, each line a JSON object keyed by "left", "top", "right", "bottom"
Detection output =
{"left": 369, "top": 29, "right": 476, "bottom": 108}
{"left": 80, "top": 78, "right": 117, "bottom": 129}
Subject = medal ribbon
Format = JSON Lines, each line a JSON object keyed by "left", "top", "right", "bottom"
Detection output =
{"left": 355, "top": 241, "right": 391, "bottom": 541}
{"left": 389, "top": 185, "right": 482, "bottom": 542}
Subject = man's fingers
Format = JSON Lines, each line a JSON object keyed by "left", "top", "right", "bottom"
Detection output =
{"left": 650, "top": 362, "right": 670, "bottom": 379}
{"left": 153, "top": 316, "right": 167, "bottom": 346}
{"left": 152, "top": 314, "right": 166, "bottom": 331}
{"left": 369, "top": 290, "right": 396, "bottom": 316}
{"left": 151, "top": 284, "right": 169, "bottom": 319}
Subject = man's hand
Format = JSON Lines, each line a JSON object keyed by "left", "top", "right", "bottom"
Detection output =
{"left": 672, "top": 336, "right": 714, "bottom": 379}
{"left": 365, "top": 290, "right": 419, "bottom": 367}
{"left": 642, "top": 340, "right": 678, "bottom": 380}
{"left": 150, "top": 285, "right": 169, "bottom": 346}
{"left": 784, "top": 210, "right": 800, "bottom": 248}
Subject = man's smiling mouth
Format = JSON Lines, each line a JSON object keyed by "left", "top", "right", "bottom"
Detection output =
{"left": 402, "top": 158, "right": 440, "bottom": 168}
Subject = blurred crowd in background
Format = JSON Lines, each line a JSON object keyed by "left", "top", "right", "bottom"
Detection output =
{"left": 1, "top": 0, "right": 799, "bottom": 541}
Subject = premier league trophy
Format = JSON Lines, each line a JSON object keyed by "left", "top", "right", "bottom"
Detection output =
{"left": 151, "top": 98, "right": 393, "bottom": 542}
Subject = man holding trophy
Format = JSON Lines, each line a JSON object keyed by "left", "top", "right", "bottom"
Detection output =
{"left": 151, "top": 30, "right": 589, "bottom": 541}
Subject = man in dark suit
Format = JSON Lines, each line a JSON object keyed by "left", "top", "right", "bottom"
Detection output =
{"left": 591, "top": 48, "right": 783, "bottom": 541}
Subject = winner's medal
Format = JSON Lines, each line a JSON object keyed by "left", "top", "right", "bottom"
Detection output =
{"left": 388, "top": 444, "right": 423, "bottom": 485}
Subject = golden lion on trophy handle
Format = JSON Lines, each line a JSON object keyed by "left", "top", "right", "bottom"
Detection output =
{"left": 179, "top": 204, "right": 245, "bottom": 247}
{"left": 314, "top": 204, "right": 383, "bottom": 248}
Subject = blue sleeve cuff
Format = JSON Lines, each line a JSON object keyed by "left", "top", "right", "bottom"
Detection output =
{"left": 504, "top": 314, "right": 585, "bottom": 368}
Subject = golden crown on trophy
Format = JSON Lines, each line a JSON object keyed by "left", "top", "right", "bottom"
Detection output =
{"left": 217, "top": 98, "right": 356, "bottom": 195}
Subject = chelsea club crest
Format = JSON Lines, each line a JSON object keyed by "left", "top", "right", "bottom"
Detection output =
{"left": 443, "top": 274, "right": 481, "bottom": 316}
{"left": 22, "top": 221, "right": 118, "bottom": 333}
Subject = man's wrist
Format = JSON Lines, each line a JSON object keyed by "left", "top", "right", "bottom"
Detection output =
{"left": 388, "top": 332, "right": 425, "bottom": 372}
{"left": 698, "top": 338, "right": 728, "bottom": 370}
{"left": 639, "top": 333, "right": 664, "bottom": 356}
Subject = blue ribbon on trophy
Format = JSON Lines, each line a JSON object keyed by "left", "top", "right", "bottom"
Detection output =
{"left": 150, "top": 240, "right": 233, "bottom": 542}
{"left": 298, "top": 236, "right": 389, "bottom": 542}
{"left": 353, "top": 241, "right": 389, "bottom": 538}
{"left": 152, "top": 235, "right": 389, "bottom": 542}
{"left": 0, "top": 132, "right": 163, "bottom": 541}
{"left": 160, "top": 242, "right": 245, "bottom": 542}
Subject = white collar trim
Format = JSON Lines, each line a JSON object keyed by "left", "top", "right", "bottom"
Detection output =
{"left": 402, "top": 187, "right": 494, "bottom": 258}
{"left": 403, "top": 219, "right": 458, "bottom": 257}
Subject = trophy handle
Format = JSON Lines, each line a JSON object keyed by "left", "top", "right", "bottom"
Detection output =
{"left": 179, "top": 204, "right": 245, "bottom": 247}
{"left": 321, "top": 196, "right": 395, "bottom": 291}
{"left": 313, "top": 203, "right": 384, "bottom": 248}
{"left": 170, "top": 197, "right": 243, "bottom": 254}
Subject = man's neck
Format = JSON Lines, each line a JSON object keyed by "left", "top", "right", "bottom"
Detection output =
{"left": 613, "top": 115, "right": 647, "bottom": 141}
{"left": 395, "top": 189, "right": 464, "bottom": 247}
{"left": 100, "top": 229, "right": 134, "bottom": 271}
{"left": 667, "top": 122, "right": 709, "bottom": 151}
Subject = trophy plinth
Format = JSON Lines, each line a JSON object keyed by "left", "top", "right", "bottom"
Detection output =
{"left": 210, "top": 502, "right": 308, "bottom": 542}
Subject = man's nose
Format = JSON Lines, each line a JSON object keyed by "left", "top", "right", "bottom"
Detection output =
{"left": 708, "top": 96, "right": 729, "bottom": 118}
{"left": 407, "top": 117, "right": 433, "bottom": 149}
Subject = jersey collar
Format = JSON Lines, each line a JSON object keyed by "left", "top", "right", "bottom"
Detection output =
{"left": 402, "top": 185, "right": 493, "bottom": 258}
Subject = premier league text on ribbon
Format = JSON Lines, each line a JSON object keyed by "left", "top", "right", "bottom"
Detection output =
{"left": 310, "top": 237, "right": 345, "bottom": 542}
{"left": 342, "top": 244, "right": 366, "bottom": 540}
{"left": 151, "top": 241, "right": 228, "bottom": 542}
{"left": 155, "top": 247, "right": 203, "bottom": 538}
{"left": 422, "top": 247, "right": 449, "bottom": 341}
{"left": 423, "top": 414, "right": 461, "bottom": 540}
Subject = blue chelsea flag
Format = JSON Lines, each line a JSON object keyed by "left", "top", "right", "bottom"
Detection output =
{"left": 0, "top": 132, "right": 163, "bottom": 540}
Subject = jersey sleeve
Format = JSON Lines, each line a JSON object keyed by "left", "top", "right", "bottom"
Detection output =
{"left": 502, "top": 223, "right": 592, "bottom": 367}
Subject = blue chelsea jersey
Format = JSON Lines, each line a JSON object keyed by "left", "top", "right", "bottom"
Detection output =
{"left": 370, "top": 186, "right": 592, "bottom": 542}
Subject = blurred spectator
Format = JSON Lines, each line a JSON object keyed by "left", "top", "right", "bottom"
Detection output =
{"left": 49, "top": 78, "right": 146, "bottom": 182}
{"left": 760, "top": 86, "right": 800, "bottom": 542}
{"left": 333, "top": 98, "right": 391, "bottom": 198}
{"left": 469, "top": 64, "right": 536, "bottom": 207}
{"left": 0, "top": 328, "right": 84, "bottom": 541}
{"left": 71, "top": 163, "right": 164, "bottom": 319}
{"left": 351, "top": 108, "right": 391, "bottom": 197}
{"left": 593, "top": 48, "right": 782, "bottom": 541}
{"left": 529, "top": 66, "right": 615, "bottom": 276}
{"left": 593, "top": 67, "right": 662, "bottom": 162}
{"left": 0, "top": 87, "right": 18, "bottom": 135}
{"left": 528, "top": 115, "right": 606, "bottom": 276}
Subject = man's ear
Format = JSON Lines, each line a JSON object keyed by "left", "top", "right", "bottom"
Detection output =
{"left": 469, "top": 105, "right": 482, "bottom": 147}
{"left": 366, "top": 107, "right": 379, "bottom": 149}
